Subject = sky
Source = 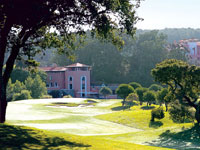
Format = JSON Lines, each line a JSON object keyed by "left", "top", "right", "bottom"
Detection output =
{"left": 136, "top": 0, "right": 200, "bottom": 29}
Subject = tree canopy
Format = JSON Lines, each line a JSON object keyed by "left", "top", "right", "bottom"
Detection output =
{"left": 152, "top": 59, "right": 200, "bottom": 124}
{"left": 0, "top": 0, "right": 141, "bottom": 123}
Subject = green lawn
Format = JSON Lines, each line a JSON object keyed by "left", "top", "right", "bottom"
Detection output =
{"left": 5, "top": 98, "right": 200, "bottom": 149}
{"left": 96, "top": 102, "right": 200, "bottom": 149}
{"left": 0, "top": 124, "right": 171, "bottom": 150}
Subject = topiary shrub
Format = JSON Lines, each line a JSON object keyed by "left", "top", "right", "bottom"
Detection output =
{"left": 151, "top": 107, "right": 165, "bottom": 122}
{"left": 12, "top": 90, "right": 32, "bottom": 101}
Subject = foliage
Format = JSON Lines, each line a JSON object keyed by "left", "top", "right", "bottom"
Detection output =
{"left": 136, "top": 87, "right": 148, "bottom": 105}
{"left": 143, "top": 91, "right": 156, "bottom": 106}
{"left": 125, "top": 93, "right": 138, "bottom": 108}
{"left": 13, "top": 80, "right": 26, "bottom": 94}
{"left": 152, "top": 59, "right": 200, "bottom": 123}
{"left": 63, "top": 95, "right": 73, "bottom": 98}
{"left": 12, "top": 90, "right": 32, "bottom": 101}
{"left": 10, "top": 68, "right": 29, "bottom": 83}
{"left": 41, "top": 95, "right": 52, "bottom": 99}
{"left": 129, "top": 31, "right": 168, "bottom": 87}
{"left": 129, "top": 82, "right": 142, "bottom": 89}
{"left": 25, "top": 75, "right": 47, "bottom": 99}
{"left": 49, "top": 90, "right": 62, "bottom": 98}
{"left": 149, "top": 84, "right": 162, "bottom": 92}
{"left": 99, "top": 86, "right": 112, "bottom": 98}
{"left": 156, "top": 88, "right": 168, "bottom": 105}
{"left": 169, "top": 100, "right": 195, "bottom": 123}
{"left": 151, "top": 107, "right": 165, "bottom": 122}
{"left": 116, "top": 84, "right": 134, "bottom": 106}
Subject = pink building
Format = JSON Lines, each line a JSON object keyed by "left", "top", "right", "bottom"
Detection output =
{"left": 40, "top": 62, "right": 119, "bottom": 98}
{"left": 178, "top": 39, "right": 200, "bottom": 61}
{"left": 40, "top": 63, "right": 91, "bottom": 98}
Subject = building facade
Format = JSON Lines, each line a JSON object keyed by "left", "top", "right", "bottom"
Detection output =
{"left": 40, "top": 63, "right": 91, "bottom": 97}
{"left": 40, "top": 63, "right": 118, "bottom": 98}
{"left": 179, "top": 39, "right": 200, "bottom": 61}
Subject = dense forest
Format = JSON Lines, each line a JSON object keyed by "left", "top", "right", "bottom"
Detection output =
{"left": 33, "top": 28, "right": 199, "bottom": 87}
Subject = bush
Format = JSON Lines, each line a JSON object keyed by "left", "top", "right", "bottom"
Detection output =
{"left": 149, "top": 84, "right": 162, "bottom": 92}
{"left": 151, "top": 107, "right": 165, "bottom": 122}
{"left": 49, "top": 90, "right": 62, "bottom": 98}
{"left": 41, "top": 95, "right": 52, "bottom": 99}
{"left": 63, "top": 95, "right": 72, "bottom": 98}
{"left": 169, "top": 100, "right": 194, "bottom": 123}
{"left": 129, "top": 82, "right": 142, "bottom": 89}
{"left": 12, "top": 90, "right": 32, "bottom": 101}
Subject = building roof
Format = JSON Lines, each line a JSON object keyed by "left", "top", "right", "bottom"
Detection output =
{"left": 66, "top": 63, "right": 90, "bottom": 68}
{"left": 39, "top": 66, "right": 67, "bottom": 72}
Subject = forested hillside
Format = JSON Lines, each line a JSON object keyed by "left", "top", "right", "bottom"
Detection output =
{"left": 34, "top": 29, "right": 192, "bottom": 87}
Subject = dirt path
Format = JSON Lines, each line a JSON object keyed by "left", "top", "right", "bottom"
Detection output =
{"left": 7, "top": 98, "right": 141, "bottom": 136}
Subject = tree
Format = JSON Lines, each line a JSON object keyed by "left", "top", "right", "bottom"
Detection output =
{"left": 151, "top": 107, "right": 165, "bottom": 122}
{"left": 25, "top": 75, "right": 47, "bottom": 99}
{"left": 0, "top": 0, "right": 141, "bottom": 122}
{"left": 129, "top": 82, "right": 142, "bottom": 89}
{"left": 157, "top": 88, "right": 169, "bottom": 111}
{"left": 149, "top": 84, "right": 162, "bottom": 92}
{"left": 12, "top": 90, "right": 32, "bottom": 101}
{"left": 99, "top": 86, "right": 112, "bottom": 99}
{"left": 125, "top": 93, "right": 138, "bottom": 109}
{"left": 136, "top": 87, "right": 148, "bottom": 105}
{"left": 152, "top": 59, "right": 200, "bottom": 124}
{"left": 143, "top": 91, "right": 156, "bottom": 106}
{"left": 116, "top": 84, "right": 134, "bottom": 107}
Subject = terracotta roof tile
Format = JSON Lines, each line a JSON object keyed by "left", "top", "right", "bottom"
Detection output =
{"left": 39, "top": 67, "right": 67, "bottom": 71}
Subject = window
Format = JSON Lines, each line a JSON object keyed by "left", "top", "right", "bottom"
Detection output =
{"left": 82, "top": 84, "right": 85, "bottom": 90}
{"left": 69, "top": 76, "right": 72, "bottom": 81}
{"left": 82, "top": 76, "right": 85, "bottom": 81}
{"left": 55, "top": 82, "right": 58, "bottom": 87}
{"left": 49, "top": 76, "right": 52, "bottom": 80}
{"left": 82, "top": 93, "right": 85, "bottom": 97}
{"left": 69, "top": 84, "right": 73, "bottom": 89}
{"left": 46, "top": 83, "right": 49, "bottom": 87}
{"left": 50, "top": 82, "right": 53, "bottom": 87}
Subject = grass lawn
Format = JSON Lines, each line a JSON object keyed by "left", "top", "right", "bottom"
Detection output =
{"left": 0, "top": 124, "right": 171, "bottom": 150}
{"left": 6, "top": 98, "right": 200, "bottom": 149}
{"left": 96, "top": 102, "right": 200, "bottom": 149}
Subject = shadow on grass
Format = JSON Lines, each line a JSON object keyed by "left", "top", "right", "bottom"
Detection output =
{"left": 146, "top": 124, "right": 200, "bottom": 150}
{"left": 0, "top": 124, "right": 90, "bottom": 149}
{"left": 140, "top": 106, "right": 155, "bottom": 110}
{"left": 111, "top": 106, "right": 130, "bottom": 111}
{"left": 149, "top": 121, "right": 163, "bottom": 129}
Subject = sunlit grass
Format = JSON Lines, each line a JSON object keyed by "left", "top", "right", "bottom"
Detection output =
{"left": 0, "top": 124, "right": 171, "bottom": 150}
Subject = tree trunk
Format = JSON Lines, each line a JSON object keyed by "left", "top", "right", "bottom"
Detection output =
{"left": 195, "top": 104, "right": 200, "bottom": 124}
{"left": 165, "top": 102, "right": 168, "bottom": 112}
{"left": 0, "top": 98, "right": 7, "bottom": 123}
{"left": 0, "top": 86, "right": 7, "bottom": 123}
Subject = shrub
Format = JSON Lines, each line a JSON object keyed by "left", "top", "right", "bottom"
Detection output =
{"left": 149, "top": 84, "right": 162, "bottom": 92}
{"left": 129, "top": 82, "right": 142, "bottom": 89}
{"left": 169, "top": 100, "right": 194, "bottom": 123}
{"left": 41, "top": 95, "right": 52, "bottom": 99}
{"left": 12, "top": 90, "right": 32, "bottom": 101}
{"left": 49, "top": 90, "right": 62, "bottom": 98}
{"left": 151, "top": 107, "right": 165, "bottom": 122}
{"left": 63, "top": 95, "right": 72, "bottom": 98}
